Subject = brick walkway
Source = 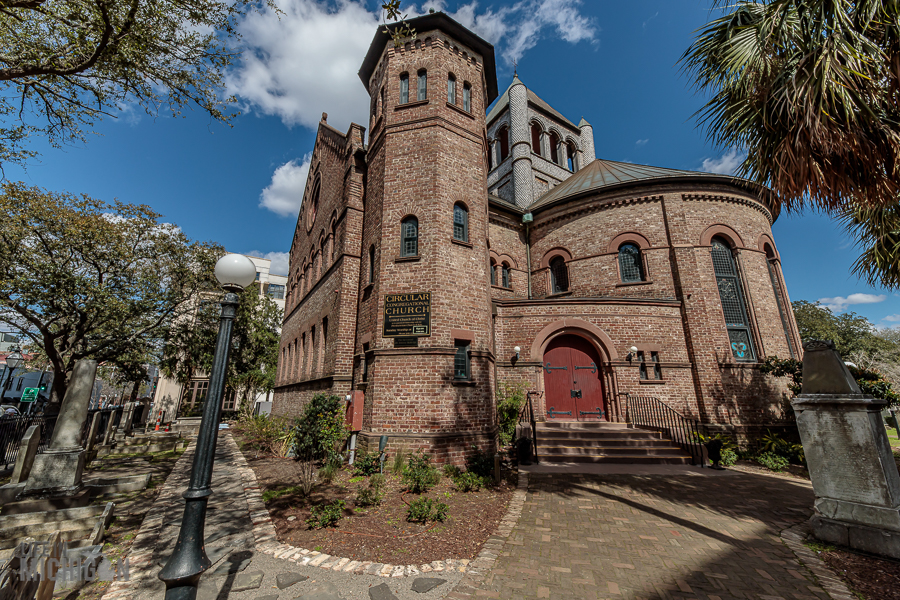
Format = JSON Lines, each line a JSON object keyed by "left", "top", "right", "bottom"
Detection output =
{"left": 453, "top": 471, "right": 849, "bottom": 600}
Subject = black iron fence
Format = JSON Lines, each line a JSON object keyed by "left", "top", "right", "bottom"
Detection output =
{"left": 627, "top": 395, "right": 706, "bottom": 467}
{"left": 0, "top": 414, "right": 58, "bottom": 471}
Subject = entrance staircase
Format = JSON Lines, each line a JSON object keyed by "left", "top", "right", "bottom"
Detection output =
{"left": 534, "top": 422, "right": 693, "bottom": 464}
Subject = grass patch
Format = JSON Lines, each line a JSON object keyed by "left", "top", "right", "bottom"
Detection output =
{"left": 262, "top": 486, "right": 304, "bottom": 502}
{"left": 804, "top": 539, "right": 835, "bottom": 553}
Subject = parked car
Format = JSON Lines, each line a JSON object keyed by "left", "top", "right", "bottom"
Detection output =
{"left": 1, "top": 405, "right": 20, "bottom": 417}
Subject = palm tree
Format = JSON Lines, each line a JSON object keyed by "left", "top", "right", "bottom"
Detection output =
{"left": 840, "top": 202, "right": 900, "bottom": 288}
{"left": 681, "top": 0, "right": 900, "bottom": 212}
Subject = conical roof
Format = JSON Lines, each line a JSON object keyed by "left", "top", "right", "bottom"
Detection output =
{"left": 486, "top": 78, "right": 577, "bottom": 129}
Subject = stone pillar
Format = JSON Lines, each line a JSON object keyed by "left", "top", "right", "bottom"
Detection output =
{"left": 121, "top": 401, "right": 135, "bottom": 436}
{"left": 793, "top": 340, "right": 900, "bottom": 558}
{"left": 10, "top": 425, "right": 40, "bottom": 484}
{"left": 23, "top": 360, "right": 97, "bottom": 496}
{"left": 578, "top": 117, "right": 595, "bottom": 166}
{"left": 84, "top": 410, "right": 102, "bottom": 453}
{"left": 508, "top": 76, "right": 533, "bottom": 209}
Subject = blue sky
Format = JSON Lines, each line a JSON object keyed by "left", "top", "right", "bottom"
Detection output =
{"left": 6, "top": 0, "right": 898, "bottom": 327}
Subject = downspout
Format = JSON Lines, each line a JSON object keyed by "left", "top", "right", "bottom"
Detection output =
{"left": 524, "top": 213, "right": 533, "bottom": 299}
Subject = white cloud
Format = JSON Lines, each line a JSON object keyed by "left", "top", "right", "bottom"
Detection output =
{"left": 228, "top": 0, "right": 598, "bottom": 132}
{"left": 701, "top": 147, "right": 746, "bottom": 175}
{"left": 818, "top": 293, "right": 887, "bottom": 312}
{"left": 259, "top": 153, "right": 312, "bottom": 217}
{"left": 883, "top": 314, "right": 900, "bottom": 322}
{"left": 247, "top": 251, "right": 291, "bottom": 275}
{"left": 635, "top": 138, "right": 649, "bottom": 146}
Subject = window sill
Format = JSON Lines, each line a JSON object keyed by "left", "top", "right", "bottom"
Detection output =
{"left": 395, "top": 255, "right": 421, "bottom": 263}
{"left": 447, "top": 102, "right": 474, "bottom": 118}
{"left": 639, "top": 379, "right": 666, "bottom": 385}
{"left": 616, "top": 280, "right": 654, "bottom": 288}
{"left": 451, "top": 238, "right": 473, "bottom": 248}
{"left": 451, "top": 379, "right": 476, "bottom": 386}
{"left": 547, "top": 291, "right": 572, "bottom": 298}
{"left": 363, "top": 282, "right": 374, "bottom": 293}
{"left": 491, "top": 284, "right": 512, "bottom": 291}
{"left": 396, "top": 99, "right": 429, "bottom": 110}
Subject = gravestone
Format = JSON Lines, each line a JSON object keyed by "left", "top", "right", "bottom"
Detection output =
{"left": 10, "top": 425, "right": 40, "bottom": 484}
{"left": 121, "top": 402, "right": 135, "bottom": 436}
{"left": 102, "top": 415, "right": 117, "bottom": 446}
{"left": 792, "top": 340, "right": 900, "bottom": 558}
{"left": 22, "top": 360, "right": 97, "bottom": 496}
{"left": 84, "top": 411, "right": 102, "bottom": 453}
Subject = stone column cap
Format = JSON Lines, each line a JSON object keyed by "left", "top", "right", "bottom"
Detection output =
{"left": 792, "top": 393, "right": 881, "bottom": 408}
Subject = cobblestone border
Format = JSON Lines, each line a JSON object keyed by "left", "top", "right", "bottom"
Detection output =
{"left": 781, "top": 522, "right": 857, "bottom": 600}
{"left": 227, "top": 432, "right": 526, "bottom": 579}
{"left": 444, "top": 470, "right": 529, "bottom": 599}
{"left": 98, "top": 442, "right": 198, "bottom": 600}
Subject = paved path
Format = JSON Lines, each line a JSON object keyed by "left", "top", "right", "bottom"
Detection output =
{"left": 448, "top": 471, "right": 854, "bottom": 600}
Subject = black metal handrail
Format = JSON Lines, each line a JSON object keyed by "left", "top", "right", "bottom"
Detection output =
{"left": 519, "top": 390, "right": 540, "bottom": 463}
{"left": 0, "top": 414, "right": 59, "bottom": 471}
{"left": 627, "top": 395, "right": 705, "bottom": 467}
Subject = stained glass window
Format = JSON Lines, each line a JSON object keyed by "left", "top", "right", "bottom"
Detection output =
{"left": 618, "top": 243, "right": 644, "bottom": 283}
{"left": 550, "top": 256, "right": 568, "bottom": 293}
{"left": 401, "top": 217, "right": 418, "bottom": 257}
{"left": 711, "top": 238, "right": 756, "bottom": 362}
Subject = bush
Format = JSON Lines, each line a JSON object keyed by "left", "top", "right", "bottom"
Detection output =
{"left": 391, "top": 450, "right": 405, "bottom": 474}
{"left": 719, "top": 449, "right": 737, "bottom": 467}
{"left": 356, "top": 474, "right": 385, "bottom": 507}
{"left": 466, "top": 446, "right": 494, "bottom": 478}
{"left": 756, "top": 452, "right": 789, "bottom": 472}
{"left": 234, "top": 414, "right": 294, "bottom": 457}
{"left": 497, "top": 382, "right": 528, "bottom": 447}
{"left": 319, "top": 459, "right": 340, "bottom": 483}
{"left": 453, "top": 471, "right": 489, "bottom": 492}
{"left": 759, "top": 430, "right": 805, "bottom": 464}
{"left": 353, "top": 450, "right": 381, "bottom": 476}
{"left": 442, "top": 464, "right": 461, "bottom": 478}
{"left": 307, "top": 500, "right": 346, "bottom": 529}
{"left": 406, "top": 497, "right": 449, "bottom": 523}
{"left": 402, "top": 451, "right": 440, "bottom": 493}
{"left": 293, "top": 394, "right": 349, "bottom": 464}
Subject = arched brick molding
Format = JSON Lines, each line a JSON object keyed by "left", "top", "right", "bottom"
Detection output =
{"left": 529, "top": 318, "right": 619, "bottom": 362}
{"left": 700, "top": 224, "right": 745, "bottom": 248}
{"left": 539, "top": 247, "right": 572, "bottom": 269}
{"left": 607, "top": 231, "right": 651, "bottom": 253}
{"left": 757, "top": 233, "right": 779, "bottom": 259}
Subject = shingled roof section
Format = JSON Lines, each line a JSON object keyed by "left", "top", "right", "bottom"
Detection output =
{"left": 486, "top": 77, "right": 578, "bottom": 130}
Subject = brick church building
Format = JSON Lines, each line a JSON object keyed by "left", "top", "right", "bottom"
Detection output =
{"left": 272, "top": 12, "right": 801, "bottom": 462}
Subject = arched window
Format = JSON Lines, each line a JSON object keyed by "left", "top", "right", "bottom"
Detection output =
{"left": 531, "top": 123, "right": 542, "bottom": 156}
{"left": 501, "top": 263, "right": 511, "bottom": 288}
{"left": 490, "top": 259, "right": 497, "bottom": 286}
{"left": 765, "top": 244, "right": 796, "bottom": 358}
{"left": 329, "top": 222, "right": 337, "bottom": 263}
{"left": 417, "top": 69, "right": 427, "bottom": 101}
{"left": 499, "top": 127, "right": 510, "bottom": 161}
{"left": 549, "top": 131, "right": 560, "bottom": 164}
{"left": 711, "top": 237, "right": 755, "bottom": 362}
{"left": 618, "top": 243, "right": 645, "bottom": 283}
{"left": 566, "top": 142, "right": 577, "bottom": 171}
{"left": 453, "top": 203, "right": 468, "bottom": 242}
{"left": 399, "top": 72, "right": 409, "bottom": 104}
{"left": 369, "top": 245, "right": 376, "bottom": 283}
{"left": 447, "top": 73, "right": 457, "bottom": 104}
{"left": 463, "top": 82, "right": 471, "bottom": 111}
{"left": 401, "top": 216, "right": 418, "bottom": 257}
{"left": 380, "top": 87, "right": 386, "bottom": 116}
{"left": 307, "top": 177, "right": 320, "bottom": 229}
{"left": 549, "top": 256, "right": 568, "bottom": 293}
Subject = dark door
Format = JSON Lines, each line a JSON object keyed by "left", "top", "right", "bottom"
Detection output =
{"left": 543, "top": 335, "right": 606, "bottom": 421}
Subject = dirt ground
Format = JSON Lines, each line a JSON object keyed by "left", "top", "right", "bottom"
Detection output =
{"left": 240, "top": 450, "right": 515, "bottom": 566}
{"left": 816, "top": 544, "right": 900, "bottom": 600}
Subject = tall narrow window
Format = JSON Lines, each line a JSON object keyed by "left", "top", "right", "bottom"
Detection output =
{"left": 463, "top": 83, "right": 471, "bottom": 111}
{"left": 566, "top": 142, "right": 577, "bottom": 171}
{"left": 399, "top": 73, "right": 409, "bottom": 104}
{"left": 499, "top": 127, "right": 509, "bottom": 161}
{"left": 490, "top": 260, "right": 497, "bottom": 285}
{"left": 453, "top": 204, "right": 468, "bottom": 242}
{"left": 401, "top": 216, "right": 418, "bottom": 257}
{"left": 531, "top": 123, "right": 542, "bottom": 155}
{"left": 711, "top": 237, "right": 756, "bottom": 362}
{"left": 502, "top": 263, "right": 511, "bottom": 288}
{"left": 447, "top": 74, "right": 456, "bottom": 104}
{"left": 549, "top": 256, "right": 569, "bottom": 293}
{"left": 361, "top": 343, "right": 370, "bottom": 382}
{"left": 454, "top": 341, "right": 470, "bottom": 379}
{"left": 549, "top": 131, "right": 560, "bottom": 164}
{"left": 766, "top": 245, "right": 796, "bottom": 359}
{"left": 417, "top": 70, "right": 427, "bottom": 101}
{"left": 618, "top": 243, "right": 645, "bottom": 283}
{"left": 309, "top": 325, "right": 316, "bottom": 377}
{"left": 638, "top": 351, "right": 662, "bottom": 380}
{"left": 322, "top": 317, "right": 328, "bottom": 361}
{"left": 380, "top": 87, "right": 386, "bottom": 115}
{"left": 369, "top": 245, "right": 376, "bottom": 283}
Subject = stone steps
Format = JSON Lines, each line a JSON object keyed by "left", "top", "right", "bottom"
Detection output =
{"left": 0, "top": 503, "right": 114, "bottom": 550}
{"left": 535, "top": 422, "right": 693, "bottom": 465}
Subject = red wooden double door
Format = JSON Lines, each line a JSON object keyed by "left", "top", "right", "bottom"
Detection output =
{"left": 543, "top": 335, "right": 607, "bottom": 421}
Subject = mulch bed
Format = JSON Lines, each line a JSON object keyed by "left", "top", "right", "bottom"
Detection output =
{"left": 727, "top": 459, "right": 810, "bottom": 480}
{"left": 818, "top": 545, "right": 900, "bottom": 600}
{"left": 236, "top": 444, "right": 516, "bottom": 566}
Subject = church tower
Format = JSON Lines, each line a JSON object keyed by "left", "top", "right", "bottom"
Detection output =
{"left": 354, "top": 13, "right": 500, "bottom": 462}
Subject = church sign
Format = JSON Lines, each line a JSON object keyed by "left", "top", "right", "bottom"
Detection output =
{"left": 383, "top": 292, "right": 431, "bottom": 338}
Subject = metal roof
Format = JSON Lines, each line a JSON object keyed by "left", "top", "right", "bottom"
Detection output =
{"left": 530, "top": 158, "right": 752, "bottom": 210}
{"left": 486, "top": 77, "right": 578, "bottom": 130}
{"left": 358, "top": 12, "right": 498, "bottom": 103}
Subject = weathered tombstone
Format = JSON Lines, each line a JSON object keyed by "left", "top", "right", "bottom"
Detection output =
{"left": 22, "top": 360, "right": 97, "bottom": 496}
{"left": 793, "top": 340, "right": 900, "bottom": 558}
{"left": 10, "top": 425, "right": 40, "bottom": 484}
{"left": 84, "top": 411, "right": 102, "bottom": 453}
{"left": 102, "top": 413, "right": 117, "bottom": 446}
{"left": 121, "top": 402, "right": 135, "bottom": 436}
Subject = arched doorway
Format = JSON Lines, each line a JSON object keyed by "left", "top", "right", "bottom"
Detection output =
{"left": 543, "top": 334, "right": 607, "bottom": 421}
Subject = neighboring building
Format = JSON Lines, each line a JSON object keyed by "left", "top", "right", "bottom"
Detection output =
{"left": 272, "top": 13, "right": 801, "bottom": 462}
{"left": 152, "top": 254, "right": 288, "bottom": 419}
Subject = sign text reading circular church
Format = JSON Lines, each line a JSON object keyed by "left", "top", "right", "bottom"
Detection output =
{"left": 383, "top": 292, "right": 431, "bottom": 338}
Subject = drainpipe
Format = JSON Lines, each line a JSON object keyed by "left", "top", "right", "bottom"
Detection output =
{"left": 523, "top": 213, "right": 533, "bottom": 299}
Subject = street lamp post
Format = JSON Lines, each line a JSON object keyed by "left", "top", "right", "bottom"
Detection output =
{"left": 158, "top": 254, "right": 257, "bottom": 600}
{"left": 2, "top": 348, "right": 25, "bottom": 403}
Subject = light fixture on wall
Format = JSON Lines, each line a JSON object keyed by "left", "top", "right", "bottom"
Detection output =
{"left": 513, "top": 346, "right": 521, "bottom": 362}
{"left": 626, "top": 346, "right": 638, "bottom": 362}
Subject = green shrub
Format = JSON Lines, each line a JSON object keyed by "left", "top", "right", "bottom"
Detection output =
{"left": 391, "top": 450, "right": 405, "bottom": 474}
{"left": 442, "top": 464, "right": 461, "bottom": 478}
{"left": 307, "top": 500, "right": 346, "bottom": 529}
{"left": 318, "top": 459, "right": 340, "bottom": 483}
{"left": 353, "top": 451, "right": 381, "bottom": 476}
{"left": 356, "top": 474, "right": 385, "bottom": 507}
{"left": 406, "top": 497, "right": 449, "bottom": 523}
{"left": 719, "top": 449, "right": 737, "bottom": 467}
{"left": 261, "top": 485, "right": 303, "bottom": 502}
{"left": 292, "top": 394, "right": 349, "bottom": 463}
{"left": 234, "top": 414, "right": 294, "bottom": 457}
{"left": 453, "top": 471, "right": 489, "bottom": 492}
{"left": 759, "top": 430, "right": 805, "bottom": 464}
{"left": 402, "top": 451, "right": 440, "bottom": 493}
{"left": 497, "top": 382, "right": 527, "bottom": 446}
{"left": 756, "top": 452, "right": 789, "bottom": 472}
{"left": 466, "top": 446, "right": 494, "bottom": 478}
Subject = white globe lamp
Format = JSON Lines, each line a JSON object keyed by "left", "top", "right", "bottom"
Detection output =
{"left": 214, "top": 254, "right": 257, "bottom": 291}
